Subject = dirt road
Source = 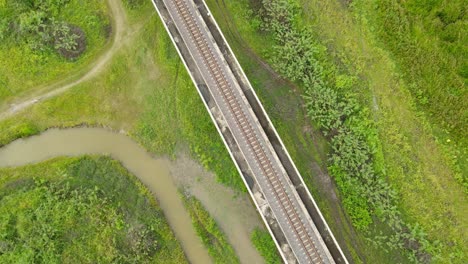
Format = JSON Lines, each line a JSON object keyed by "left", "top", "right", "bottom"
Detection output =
{"left": 0, "top": 0, "right": 128, "bottom": 121}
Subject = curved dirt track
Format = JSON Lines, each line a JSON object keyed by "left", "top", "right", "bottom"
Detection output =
{"left": 0, "top": 0, "right": 128, "bottom": 121}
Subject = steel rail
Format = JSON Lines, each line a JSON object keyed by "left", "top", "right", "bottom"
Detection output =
{"left": 171, "top": 0, "right": 325, "bottom": 262}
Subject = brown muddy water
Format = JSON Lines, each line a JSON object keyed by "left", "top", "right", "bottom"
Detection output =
{"left": 0, "top": 128, "right": 211, "bottom": 263}
{"left": 0, "top": 127, "right": 265, "bottom": 264}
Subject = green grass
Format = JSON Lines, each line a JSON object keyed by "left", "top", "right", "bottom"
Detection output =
{"left": 250, "top": 228, "right": 281, "bottom": 264}
{"left": 0, "top": 1, "right": 247, "bottom": 259}
{"left": 0, "top": 0, "right": 266, "bottom": 262}
{"left": 0, "top": 0, "right": 110, "bottom": 105}
{"left": 350, "top": 0, "right": 467, "bottom": 191}
{"left": 180, "top": 193, "right": 239, "bottom": 264}
{"left": 0, "top": 156, "right": 187, "bottom": 263}
{"left": 352, "top": 0, "right": 466, "bottom": 142}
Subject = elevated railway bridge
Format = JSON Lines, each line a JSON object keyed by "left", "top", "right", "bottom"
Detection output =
{"left": 151, "top": 0, "right": 349, "bottom": 263}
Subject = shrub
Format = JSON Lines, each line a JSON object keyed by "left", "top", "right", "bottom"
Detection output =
{"left": 1, "top": 0, "right": 86, "bottom": 58}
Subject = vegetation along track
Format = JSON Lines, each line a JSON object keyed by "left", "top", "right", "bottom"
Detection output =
{"left": 171, "top": 0, "right": 326, "bottom": 262}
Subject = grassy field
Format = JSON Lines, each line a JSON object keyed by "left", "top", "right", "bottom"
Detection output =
{"left": 296, "top": 0, "right": 466, "bottom": 262}
{"left": 180, "top": 193, "right": 239, "bottom": 264}
{"left": 0, "top": 156, "right": 186, "bottom": 263}
{"left": 350, "top": 0, "right": 467, "bottom": 193}
{"left": 1, "top": 0, "right": 464, "bottom": 263}
{"left": 0, "top": 0, "right": 111, "bottom": 105}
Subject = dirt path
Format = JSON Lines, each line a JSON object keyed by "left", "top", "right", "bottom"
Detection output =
{"left": 0, "top": 0, "right": 128, "bottom": 121}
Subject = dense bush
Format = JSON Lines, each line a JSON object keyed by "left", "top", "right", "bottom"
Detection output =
{"left": 256, "top": 0, "right": 438, "bottom": 262}
{"left": 0, "top": 0, "right": 110, "bottom": 103}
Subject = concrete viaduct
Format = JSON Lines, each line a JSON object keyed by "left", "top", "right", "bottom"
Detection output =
{"left": 150, "top": 0, "right": 349, "bottom": 263}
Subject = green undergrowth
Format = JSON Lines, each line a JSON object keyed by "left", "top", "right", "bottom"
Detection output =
{"left": 180, "top": 192, "right": 239, "bottom": 264}
{"left": 1, "top": 0, "right": 464, "bottom": 263}
{"left": 351, "top": 0, "right": 468, "bottom": 192}
{"left": 251, "top": 228, "right": 282, "bottom": 264}
{"left": 0, "top": 0, "right": 111, "bottom": 105}
{"left": 296, "top": 0, "right": 466, "bottom": 262}
{"left": 0, "top": 156, "right": 186, "bottom": 263}
{"left": 0, "top": 0, "right": 244, "bottom": 259}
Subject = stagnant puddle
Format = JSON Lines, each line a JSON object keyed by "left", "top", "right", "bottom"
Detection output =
{"left": 0, "top": 128, "right": 211, "bottom": 264}
{"left": 0, "top": 127, "right": 265, "bottom": 264}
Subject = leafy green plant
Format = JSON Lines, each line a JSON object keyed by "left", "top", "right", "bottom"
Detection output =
{"left": 1, "top": 0, "right": 84, "bottom": 56}
{"left": 0, "top": 120, "right": 40, "bottom": 146}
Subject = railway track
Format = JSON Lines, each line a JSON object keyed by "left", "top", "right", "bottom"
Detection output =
{"left": 162, "top": 0, "right": 333, "bottom": 262}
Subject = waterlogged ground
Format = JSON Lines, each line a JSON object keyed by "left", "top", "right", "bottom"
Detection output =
{"left": 169, "top": 154, "right": 265, "bottom": 263}
{"left": 0, "top": 127, "right": 265, "bottom": 264}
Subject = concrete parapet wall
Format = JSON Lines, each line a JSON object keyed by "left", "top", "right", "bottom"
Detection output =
{"left": 152, "top": 0, "right": 348, "bottom": 262}
{"left": 193, "top": 1, "right": 348, "bottom": 263}
{"left": 151, "top": 0, "right": 296, "bottom": 262}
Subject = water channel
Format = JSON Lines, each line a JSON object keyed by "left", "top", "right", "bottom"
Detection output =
{"left": 0, "top": 127, "right": 265, "bottom": 264}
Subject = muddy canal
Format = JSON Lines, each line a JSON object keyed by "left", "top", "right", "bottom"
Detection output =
{"left": 0, "top": 128, "right": 264, "bottom": 264}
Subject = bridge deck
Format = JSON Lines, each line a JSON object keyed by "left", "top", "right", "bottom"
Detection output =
{"left": 157, "top": 0, "right": 335, "bottom": 262}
